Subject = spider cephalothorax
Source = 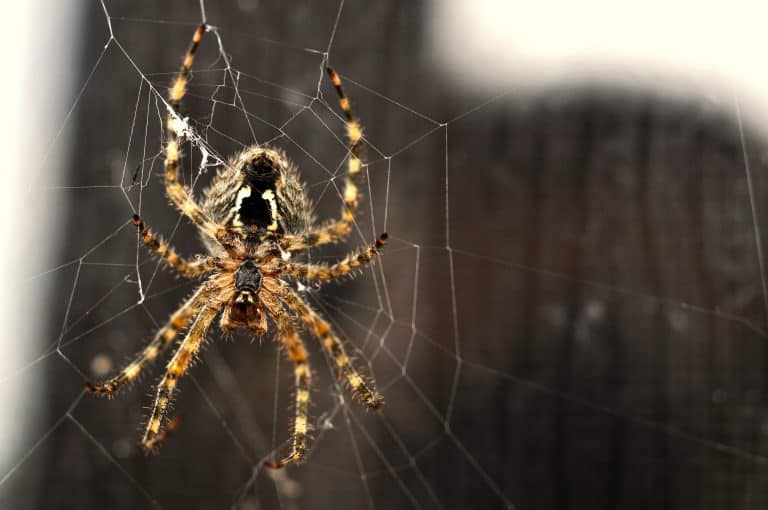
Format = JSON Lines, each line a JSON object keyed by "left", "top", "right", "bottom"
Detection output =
{"left": 223, "top": 259, "right": 266, "bottom": 331}
{"left": 86, "top": 24, "right": 385, "bottom": 468}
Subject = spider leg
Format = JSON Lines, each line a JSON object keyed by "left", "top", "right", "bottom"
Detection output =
{"left": 280, "top": 287, "right": 383, "bottom": 410}
{"left": 280, "top": 68, "right": 366, "bottom": 252}
{"left": 163, "top": 24, "right": 223, "bottom": 240}
{"left": 85, "top": 284, "right": 209, "bottom": 394}
{"left": 142, "top": 277, "right": 231, "bottom": 452}
{"left": 262, "top": 302, "right": 312, "bottom": 469}
{"left": 132, "top": 214, "right": 220, "bottom": 278}
{"left": 282, "top": 233, "right": 387, "bottom": 284}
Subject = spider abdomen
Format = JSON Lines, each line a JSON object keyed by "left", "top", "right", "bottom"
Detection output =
{"left": 200, "top": 146, "right": 314, "bottom": 254}
{"left": 231, "top": 156, "right": 283, "bottom": 233}
{"left": 235, "top": 186, "right": 279, "bottom": 232}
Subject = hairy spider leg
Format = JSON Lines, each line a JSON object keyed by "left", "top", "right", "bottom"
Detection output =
{"left": 263, "top": 305, "right": 312, "bottom": 469}
{"left": 132, "top": 214, "right": 220, "bottom": 278}
{"left": 281, "top": 68, "right": 367, "bottom": 252}
{"left": 163, "top": 24, "right": 224, "bottom": 240}
{"left": 281, "top": 288, "right": 383, "bottom": 409}
{"left": 85, "top": 284, "right": 210, "bottom": 394}
{"left": 142, "top": 278, "right": 231, "bottom": 451}
{"left": 282, "top": 233, "right": 387, "bottom": 283}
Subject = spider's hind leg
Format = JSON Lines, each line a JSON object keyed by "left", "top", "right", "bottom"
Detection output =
{"left": 326, "top": 67, "right": 365, "bottom": 238}
{"left": 281, "top": 68, "right": 367, "bottom": 252}
{"left": 162, "top": 23, "right": 223, "bottom": 240}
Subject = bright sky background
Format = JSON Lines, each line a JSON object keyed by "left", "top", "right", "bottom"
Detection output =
{"left": 0, "top": 0, "right": 79, "bottom": 475}
{"left": 429, "top": 0, "right": 768, "bottom": 130}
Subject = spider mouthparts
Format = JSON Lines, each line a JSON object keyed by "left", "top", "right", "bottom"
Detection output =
{"left": 225, "top": 291, "right": 266, "bottom": 332}
{"left": 132, "top": 214, "right": 142, "bottom": 225}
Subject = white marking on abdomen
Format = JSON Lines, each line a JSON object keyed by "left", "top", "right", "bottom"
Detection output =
{"left": 230, "top": 185, "right": 252, "bottom": 227}
{"left": 262, "top": 188, "right": 280, "bottom": 231}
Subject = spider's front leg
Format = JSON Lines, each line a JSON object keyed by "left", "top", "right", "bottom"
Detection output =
{"left": 142, "top": 277, "right": 231, "bottom": 452}
{"left": 85, "top": 284, "right": 209, "bottom": 395}
{"left": 263, "top": 302, "right": 312, "bottom": 469}
{"left": 279, "top": 287, "right": 383, "bottom": 410}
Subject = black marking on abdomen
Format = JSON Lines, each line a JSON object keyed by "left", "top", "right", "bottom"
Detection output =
{"left": 229, "top": 157, "right": 284, "bottom": 234}
{"left": 230, "top": 184, "right": 283, "bottom": 235}
{"left": 239, "top": 189, "right": 273, "bottom": 228}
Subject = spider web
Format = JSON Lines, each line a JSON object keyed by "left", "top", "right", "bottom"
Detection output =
{"left": 3, "top": 1, "right": 768, "bottom": 509}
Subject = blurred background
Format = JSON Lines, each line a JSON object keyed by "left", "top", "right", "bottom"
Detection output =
{"left": 2, "top": 0, "right": 768, "bottom": 508}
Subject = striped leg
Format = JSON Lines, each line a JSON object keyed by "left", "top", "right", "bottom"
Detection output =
{"left": 282, "top": 288, "right": 383, "bottom": 410}
{"left": 281, "top": 68, "right": 366, "bottom": 252}
{"left": 282, "top": 233, "right": 387, "bottom": 283}
{"left": 132, "top": 214, "right": 219, "bottom": 278}
{"left": 142, "top": 287, "right": 227, "bottom": 451}
{"left": 265, "top": 312, "right": 312, "bottom": 469}
{"left": 163, "top": 24, "right": 222, "bottom": 240}
{"left": 85, "top": 285, "right": 208, "bottom": 395}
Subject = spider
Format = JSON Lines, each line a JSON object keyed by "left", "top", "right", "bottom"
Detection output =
{"left": 85, "top": 24, "right": 385, "bottom": 468}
